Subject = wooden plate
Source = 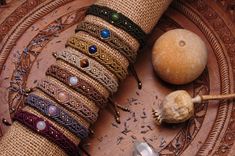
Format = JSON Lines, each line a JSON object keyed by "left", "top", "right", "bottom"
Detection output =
{"left": 0, "top": 0, "right": 235, "bottom": 155}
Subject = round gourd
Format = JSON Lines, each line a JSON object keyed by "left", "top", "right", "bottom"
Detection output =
{"left": 152, "top": 29, "right": 208, "bottom": 85}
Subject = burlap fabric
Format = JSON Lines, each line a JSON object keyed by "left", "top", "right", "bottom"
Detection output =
{"left": 95, "top": 0, "right": 173, "bottom": 33}
{"left": 0, "top": 0, "right": 172, "bottom": 155}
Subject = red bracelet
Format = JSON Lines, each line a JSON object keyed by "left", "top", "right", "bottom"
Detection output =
{"left": 13, "top": 110, "right": 80, "bottom": 156}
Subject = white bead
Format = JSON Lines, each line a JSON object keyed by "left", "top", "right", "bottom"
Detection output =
{"left": 69, "top": 76, "right": 78, "bottom": 86}
{"left": 36, "top": 121, "right": 46, "bottom": 131}
{"left": 48, "top": 106, "right": 57, "bottom": 115}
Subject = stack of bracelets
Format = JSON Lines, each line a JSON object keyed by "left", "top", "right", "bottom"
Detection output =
{"left": 0, "top": 0, "right": 172, "bottom": 155}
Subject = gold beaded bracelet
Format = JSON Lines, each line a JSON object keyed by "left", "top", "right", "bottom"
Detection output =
{"left": 55, "top": 59, "right": 110, "bottom": 99}
{"left": 37, "top": 76, "right": 99, "bottom": 124}
{"left": 53, "top": 47, "right": 119, "bottom": 94}
{"left": 66, "top": 31, "right": 128, "bottom": 81}
{"left": 84, "top": 15, "right": 139, "bottom": 52}
{"left": 76, "top": 21, "right": 137, "bottom": 63}
{"left": 23, "top": 106, "right": 81, "bottom": 145}
{"left": 76, "top": 31, "right": 129, "bottom": 67}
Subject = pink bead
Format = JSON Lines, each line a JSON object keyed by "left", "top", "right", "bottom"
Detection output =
{"left": 36, "top": 121, "right": 46, "bottom": 131}
{"left": 58, "top": 92, "right": 68, "bottom": 103}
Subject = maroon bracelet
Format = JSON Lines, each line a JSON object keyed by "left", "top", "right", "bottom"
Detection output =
{"left": 13, "top": 110, "right": 79, "bottom": 156}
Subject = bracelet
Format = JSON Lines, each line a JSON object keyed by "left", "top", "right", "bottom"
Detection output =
{"left": 46, "top": 64, "right": 108, "bottom": 108}
{"left": 84, "top": 15, "right": 139, "bottom": 52}
{"left": 26, "top": 94, "right": 89, "bottom": 139}
{"left": 53, "top": 48, "right": 119, "bottom": 94}
{"left": 76, "top": 21, "right": 137, "bottom": 63}
{"left": 33, "top": 90, "right": 89, "bottom": 129}
{"left": 66, "top": 32, "right": 128, "bottom": 81}
{"left": 73, "top": 31, "right": 129, "bottom": 68}
{"left": 55, "top": 59, "right": 110, "bottom": 99}
{"left": 86, "top": 4, "right": 146, "bottom": 47}
{"left": 37, "top": 77, "right": 98, "bottom": 124}
{"left": 24, "top": 106, "right": 81, "bottom": 145}
{"left": 13, "top": 110, "right": 79, "bottom": 156}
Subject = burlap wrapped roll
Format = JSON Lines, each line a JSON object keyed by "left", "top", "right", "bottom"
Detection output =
{"left": 95, "top": 0, "right": 172, "bottom": 33}
{"left": 0, "top": 0, "right": 172, "bottom": 155}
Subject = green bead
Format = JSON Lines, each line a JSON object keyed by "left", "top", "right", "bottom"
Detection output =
{"left": 111, "top": 13, "right": 119, "bottom": 21}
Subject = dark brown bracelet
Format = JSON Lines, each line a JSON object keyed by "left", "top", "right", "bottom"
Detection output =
{"left": 26, "top": 94, "right": 89, "bottom": 139}
{"left": 13, "top": 110, "right": 79, "bottom": 156}
{"left": 37, "top": 78, "right": 98, "bottom": 124}
{"left": 75, "top": 21, "right": 137, "bottom": 63}
{"left": 86, "top": 4, "right": 146, "bottom": 47}
{"left": 46, "top": 65, "right": 108, "bottom": 108}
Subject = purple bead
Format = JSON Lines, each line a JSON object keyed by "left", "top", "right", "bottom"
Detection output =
{"left": 48, "top": 106, "right": 57, "bottom": 115}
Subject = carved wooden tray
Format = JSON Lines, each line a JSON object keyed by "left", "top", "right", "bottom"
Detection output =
{"left": 0, "top": 0, "right": 235, "bottom": 155}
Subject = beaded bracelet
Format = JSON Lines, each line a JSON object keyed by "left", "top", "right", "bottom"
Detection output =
{"left": 26, "top": 94, "right": 89, "bottom": 139}
{"left": 24, "top": 106, "right": 81, "bottom": 145}
{"left": 86, "top": 4, "right": 146, "bottom": 47}
{"left": 66, "top": 32, "right": 128, "bottom": 81}
{"left": 46, "top": 65, "right": 108, "bottom": 108}
{"left": 85, "top": 15, "right": 139, "bottom": 52}
{"left": 55, "top": 59, "right": 110, "bottom": 99}
{"left": 73, "top": 31, "right": 129, "bottom": 68}
{"left": 76, "top": 21, "right": 137, "bottom": 63}
{"left": 33, "top": 90, "right": 89, "bottom": 129}
{"left": 37, "top": 78, "right": 98, "bottom": 124}
{"left": 13, "top": 110, "right": 79, "bottom": 156}
{"left": 54, "top": 48, "right": 119, "bottom": 93}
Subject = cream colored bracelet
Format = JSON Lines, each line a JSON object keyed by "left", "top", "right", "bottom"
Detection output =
{"left": 53, "top": 47, "right": 119, "bottom": 94}
{"left": 55, "top": 59, "right": 110, "bottom": 99}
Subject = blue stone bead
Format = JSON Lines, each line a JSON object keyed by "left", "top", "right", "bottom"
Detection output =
{"left": 100, "top": 29, "right": 110, "bottom": 39}
{"left": 89, "top": 45, "right": 97, "bottom": 54}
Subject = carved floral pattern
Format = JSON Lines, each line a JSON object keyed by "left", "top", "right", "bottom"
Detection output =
{"left": 0, "top": 0, "right": 235, "bottom": 155}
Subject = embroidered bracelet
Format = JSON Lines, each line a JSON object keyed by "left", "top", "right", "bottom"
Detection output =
{"left": 46, "top": 65, "right": 108, "bottom": 108}
{"left": 72, "top": 31, "right": 129, "bottom": 68}
{"left": 75, "top": 21, "right": 137, "bottom": 63}
{"left": 13, "top": 110, "right": 79, "bottom": 156}
{"left": 86, "top": 4, "right": 146, "bottom": 47}
{"left": 26, "top": 94, "right": 89, "bottom": 139}
{"left": 24, "top": 106, "right": 81, "bottom": 145}
{"left": 85, "top": 15, "right": 139, "bottom": 52}
{"left": 37, "top": 78, "right": 98, "bottom": 124}
{"left": 66, "top": 32, "right": 128, "bottom": 81}
{"left": 55, "top": 59, "right": 110, "bottom": 99}
{"left": 33, "top": 90, "right": 89, "bottom": 129}
{"left": 54, "top": 49, "right": 119, "bottom": 94}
